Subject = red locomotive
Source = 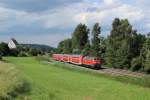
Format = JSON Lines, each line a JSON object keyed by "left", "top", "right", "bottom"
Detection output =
{"left": 52, "top": 54, "right": 102, "bottom": 69}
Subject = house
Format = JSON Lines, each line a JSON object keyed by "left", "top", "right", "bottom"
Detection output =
{"left": 8, "top": 38, "right": 18, "bottom": 49}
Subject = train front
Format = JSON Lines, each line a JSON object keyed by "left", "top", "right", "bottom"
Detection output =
{"left": 82, "top": 56, "right": 102, "bottom": 69}
{"left": 92, "top": 57, "right": 102, "bottom": 69}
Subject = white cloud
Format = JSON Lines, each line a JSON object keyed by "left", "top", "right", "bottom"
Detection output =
{"left": 0, "top": 7, "right": 39, "bottom": 31}
{"left": 103, "top": 0, "right": 115, "bottom": 5}
{"left": 64, "top": 1, "right": 144, "bottom": 28}
{"left": 0, "top": 0, "right": 146, "bottom": 32}
{"left": 0, "top": 0, "right": 150, "bottom": 46}
{"left": 146, "top": 23, "right": 150, "bottom": 29}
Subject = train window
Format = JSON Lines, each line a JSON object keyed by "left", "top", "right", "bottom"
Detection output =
{"left": 94, "top": 58, "right": 97, "bottom": 60}
{"left": 83, "top": 56, "right": 94, "bottom": 60}
{"left": 94, "top": 58, "right": 100, "bottom": 60}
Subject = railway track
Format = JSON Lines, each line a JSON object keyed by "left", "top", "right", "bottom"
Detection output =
{"left": 70, "top": 63, "right": 146, "bottom": 78}
{"left": 50, "top": 60, "right": 147, "bottom": 78}
{"left": 97, "top": 67, "right": 146, "bottom": 78}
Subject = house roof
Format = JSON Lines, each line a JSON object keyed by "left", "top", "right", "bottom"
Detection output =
{"left": 11, "top": 38, "right": 18, "bottom": 45}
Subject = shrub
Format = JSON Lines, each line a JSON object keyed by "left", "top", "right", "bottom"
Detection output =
{"left": 18, "top": 52, "right": 27, "bottom": 57}
{"left": 144, "top": 51, "right": 150, "bottom": 73}
{"left": 29, "top": 48, "right": 39, "bottom": 56}
{"left": 0, "top": 55, "right": 2, "bottom": 60}
{"left": 0, "top": 42, "right": 10, "bottom": 56}
{"left": 131, "top": 56, "right": 143, "bottom": 71}
{"left": 9, "top": 49, "right": 19, "bottom": 57}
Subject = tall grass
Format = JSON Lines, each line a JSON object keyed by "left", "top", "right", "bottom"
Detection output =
{"left": 0, "top": 62, "right": 30, "bottom": 100}
{"left": 35, "top": 56, "right": 50, "bottom": 62}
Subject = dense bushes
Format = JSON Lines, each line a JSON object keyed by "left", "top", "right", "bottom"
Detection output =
{"left": 131, "top": 57, "right": 143, "bottom": 71}
{"left": 0, "top": 55, "right": 2, "bottom": 60}
{"left": 29, "top": 48, "right": 42, "bottom": 56}
{"left": 0, "top": 42, "right": 10, "bottom": 56}
{"left": 144, "top": 51, "right": 150, "bottom": 73}
{"left": 0, "top": 62, "right": 30, "bottom": 99}
{"left": 18, "top": 52, "right": 28, "bottom": 57}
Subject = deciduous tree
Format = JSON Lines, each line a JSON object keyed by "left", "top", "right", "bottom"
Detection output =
{"left": 91, "top": 23, "right": 101, "bottom": 57}
{"left": 72, "top": 23, "right": 89, "bottom": 54}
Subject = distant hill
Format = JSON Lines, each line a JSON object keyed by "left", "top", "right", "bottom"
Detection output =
{"left": 21, "top": 44, "right": 55, "bottom": 52}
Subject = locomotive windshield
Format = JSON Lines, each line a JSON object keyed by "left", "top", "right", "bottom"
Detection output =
{"left": 94, "top": 58, "right": 100, "bottom": 60}
{"left": 83, "top": 56, "right": 94, "bottom": 60}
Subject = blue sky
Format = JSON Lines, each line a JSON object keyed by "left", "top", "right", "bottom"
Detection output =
{"left": 0, "top": 0, "right": 150, "bottom": 47}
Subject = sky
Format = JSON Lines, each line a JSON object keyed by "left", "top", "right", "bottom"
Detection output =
{"left": 0, "top": 0, "right": 150, "bottom": 47}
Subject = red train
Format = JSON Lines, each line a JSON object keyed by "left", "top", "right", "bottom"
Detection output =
{"left": 52, "top": 54, "right": 102, "bottom": 69}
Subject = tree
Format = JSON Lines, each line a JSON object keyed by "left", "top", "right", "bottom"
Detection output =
{"left": 129, "top": 33, "right": 146, "bottom": 58}
{"left": 57, "top": 39, "right": 72, "bottom": 54}
{"left": 57, "top": 40, "right": 65, "bottom": 53}
{"left": 0, "top": 54, "right": 2, "bottom": 60}
{"left": 141, "top": 33, "right": 150, "bottom": 73}
{"left": 99, "top": 37, "right": 107, "bottom": 59}
{"left": 105, "top": 38, "right": 116, "bottom": 67}
{"left": 0, "top": 42, "right": 10, "bottom": 56}
{"left": 72, "top": 23, "right": 89, "bottom": 54}
{"left": 81, "top": 42, "right": 91, "bottom": 56}
{"left": 29, "top": 48, "right": 39, "bottom": 56}
{"left": 91, "top": 23, "right": 101, "bottom": 57}
{"left": 63, "top": 39, "right": 72, "bottom": 54}
{"left": 105, "top": 18, "right": 137, "bottom": 69}
{"left": 144, "top": 51, "right": 150, "bottom": 73}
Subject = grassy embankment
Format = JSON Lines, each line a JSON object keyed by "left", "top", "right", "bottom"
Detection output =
{"left": 3, "top": 57, "right": 150, "bottom": 100}
{"left": 0, "top": 61, "right": 30, "bottom": 100}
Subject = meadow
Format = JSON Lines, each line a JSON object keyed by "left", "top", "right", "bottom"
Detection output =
{"left": 3, "top": 57, "right": 150, "bottom": 100}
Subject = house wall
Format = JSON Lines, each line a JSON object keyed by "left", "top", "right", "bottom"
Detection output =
{"left": 8, "top": 40, "right": 17, "bottom": 49}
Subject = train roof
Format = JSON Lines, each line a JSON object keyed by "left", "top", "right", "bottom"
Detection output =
{"left": 53, "top": 54, "right": 82, "bottom": 57}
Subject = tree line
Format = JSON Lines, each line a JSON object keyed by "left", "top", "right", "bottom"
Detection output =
{"left": 56, "top": 18, "right": 150, "bottom": 73}
{"left": 0, "top": 42, "right": 54, "bottom": 58}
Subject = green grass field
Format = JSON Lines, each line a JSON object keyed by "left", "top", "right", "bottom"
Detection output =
{"left": 4, "top": 57, "right": 150, "bottom": 100}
